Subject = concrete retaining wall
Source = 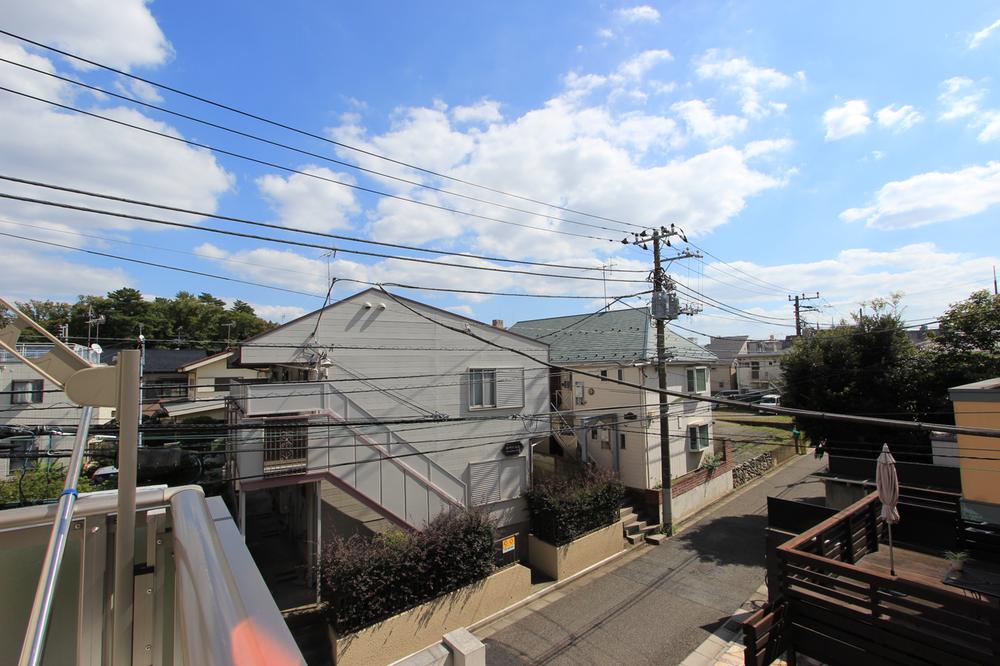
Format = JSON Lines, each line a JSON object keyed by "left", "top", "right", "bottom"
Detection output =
{"left": 528, "top": 520, "right": 623, "bottom": 580}
{"left": 672, "top": 470, "right": 734, "bottom": 522}
{"left": 334, "top": 564, "right": 531, "bottom": 665}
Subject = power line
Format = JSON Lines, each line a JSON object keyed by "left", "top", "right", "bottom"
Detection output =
{"left": 377, "top": 285, "right": 1000, "bottom": 439}
{"left": 0, "top": 175, "right": 647, "bottom": 273}
{"left": 0, "top": 86, "right": 623, "bottom": 244}
{"left": 0, "top": 56, "right": 640, "bottom": 237}
{"left": 0, "top": 28, "right": 648, "bottom": 232}
{"left": 0, "top": 230, "right": 649, "bottom": 300}
{"left": 0, "top": 192, "right": 652, "bottom": 284}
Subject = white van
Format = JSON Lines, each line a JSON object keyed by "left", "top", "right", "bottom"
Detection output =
{"left": 757, "top": 394, "right": 781, "bottom": 412}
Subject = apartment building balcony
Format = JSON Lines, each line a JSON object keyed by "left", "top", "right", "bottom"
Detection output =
{"left": 0, "top": 342, "right": 102, "bottom": 365}
{"left": 1, "top": 485, "right": 303, "bottom": 665}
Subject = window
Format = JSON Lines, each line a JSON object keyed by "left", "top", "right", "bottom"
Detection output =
{"left": 686, "top": 367, "right": 707, "bottom": 393}
{"left": 751, "top": 361, "right": 760, "bottom": 380}
{"left": 469, "top": 369, "right": 497, "bottom": 408}
{"left": 619, "top": 433, "right": 626, "bottom": 450}
{"left": 688, "top": 424, "right": 710, "bottom": 452}
{"left": 263, "top": 421, "right": 308, "bottom": 472}
{"left": 469, "top": 368, "right": 525, "bottom": 409}
{"left": 617, "top": 368, "right": 624, "bottom": 382}
{"left": 11, "top": 380, "right": 43, "bottom": 404}
{"left": 468, "top": 458, "right": 526, "bottom": 506}
{"left": 213, "top": 377, "right": 236, "bottom": 392}
{"left": 600, "top": 369, "right": 608, "bottom": 381}
{"left": 574, "top": 381, "right": 585, "bottom": 405}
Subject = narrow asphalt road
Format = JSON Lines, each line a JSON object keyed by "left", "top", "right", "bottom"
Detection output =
{"left": 477, "top": 454, "right": 827, "bottom": 666}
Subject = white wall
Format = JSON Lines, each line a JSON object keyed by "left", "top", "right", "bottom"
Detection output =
{"left": 234, "top": 290, "right": 548, "bottom": 527}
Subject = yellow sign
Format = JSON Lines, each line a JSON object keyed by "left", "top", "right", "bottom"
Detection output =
{"left": 502, "top": 536, "right": 516, "bottom": 553}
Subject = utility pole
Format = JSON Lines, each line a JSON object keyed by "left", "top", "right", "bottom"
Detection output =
{"left": 788, "top": 292, "right": 820, "bottom": 337}
{"left": 625, "top": 226, "right": 700, "bottom": 535}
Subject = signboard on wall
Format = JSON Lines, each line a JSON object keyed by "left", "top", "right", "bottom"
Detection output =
{"left": 502, "top": 536, "right": 516, "bottom": 553}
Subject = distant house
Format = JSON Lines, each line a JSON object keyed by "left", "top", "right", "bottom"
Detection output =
{"left": 734, "top": 336, "right": 793, "bottom": 392}
{"left": 950, "top": 377, "right": 1000, "bottom": 526}
{"left": 163, "top": 350, "right": 267, "bottom": 421}
{"left": 510, "top": 308, "right": 730, "bottom": 522}
{"left": 705, "top": 335, "right": 748, "bottom": 393}
{"left": 228, "top": 287, "right": 550, "bottom": 582}
{"left": 0, "top": 343, "right": 114, "bottom": 477}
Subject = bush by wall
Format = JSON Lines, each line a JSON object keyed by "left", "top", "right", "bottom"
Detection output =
{"left": 321, "top": 509, "right": 496, "bottom": 634}
{"left": 526, "top": 470, "right": 625, "bottom": 546}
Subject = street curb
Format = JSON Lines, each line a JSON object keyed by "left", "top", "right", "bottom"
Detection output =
{"left": 469, "top": 540, "right": 645, "bottom": 635}
{"left": 678, "top": 582, "right": 768, "bottom": 666}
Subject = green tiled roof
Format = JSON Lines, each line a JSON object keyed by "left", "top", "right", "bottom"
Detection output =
{"left": 510, "top": 308, "right": 716, "bottom": 365}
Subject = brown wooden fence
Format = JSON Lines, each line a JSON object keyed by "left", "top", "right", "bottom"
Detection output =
{"left": 757, "top": 492, "right": 1000, "bottom": 666}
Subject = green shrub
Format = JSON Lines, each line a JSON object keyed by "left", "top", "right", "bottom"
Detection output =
{"left": 526, "top": 470, "right": 625, "bottom": 546}
{"left": 321, "top": 509, "right": 496, "bottom": 634}
{"left": 0, "top": 463, "right": 101, "bottom": 505}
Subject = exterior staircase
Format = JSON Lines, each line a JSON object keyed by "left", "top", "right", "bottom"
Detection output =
{"left": 619, "top": 502, "right": 666, "bottom": 546}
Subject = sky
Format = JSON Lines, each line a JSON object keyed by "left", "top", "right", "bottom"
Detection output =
{"left": 1, "top": 1, "right": 999, "bottom": 344}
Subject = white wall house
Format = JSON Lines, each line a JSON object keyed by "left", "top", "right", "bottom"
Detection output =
{"left": 510, "top": 308, "right": 718, "bottom": 490}
{"left": 229, "top": 288, "right": 549, "bottom": 571}
{"left": 163, "top": 350, "right": 267, "bottom": 421}
{"left": 734, "top": 337, "right": 791, "bottom": 391}
{"left": 1, "top": 343, "right": 113, "bottom": 476}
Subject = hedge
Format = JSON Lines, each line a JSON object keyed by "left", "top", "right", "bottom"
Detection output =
{"left": 321, "top": 509, "right": 496, "bottom": 634}
{"left": 526, "top": 470, "right": 625, "bottom": 546}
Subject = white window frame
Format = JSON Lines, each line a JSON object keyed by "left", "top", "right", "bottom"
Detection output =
{"left": 11, "top": 379, "right": 43, "bottom": 404}
{"left": 688, "top": 423, "right": 710, "bottom": 452}
{"left": 686, "top": 367, "right": 707, "bottom": 393}
{"left": 469, "top": 368, "right": 497, "bottom": 409}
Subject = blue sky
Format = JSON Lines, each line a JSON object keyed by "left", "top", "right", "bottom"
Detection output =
{"left": 1, "top": 1, "right": 999, "bottom": 342}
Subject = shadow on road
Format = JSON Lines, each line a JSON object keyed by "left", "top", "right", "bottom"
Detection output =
{"left": 674, "top": 514, "right": 768, "bottom": 567}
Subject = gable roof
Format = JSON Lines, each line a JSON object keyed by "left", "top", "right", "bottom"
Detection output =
{"left": 510, "top": 307, "right": 715, "bottom": 364}
{"left": 101, "top": 348, "right": 208, "bottom": 373}
{"left": 178, "top": 350, "right": 234, "bottom": 373}
{"left": 706, "top": 336, "right": 748, "bottom": 363}
{"left": 238, "top": 287, "right": 549, "bottom": 353}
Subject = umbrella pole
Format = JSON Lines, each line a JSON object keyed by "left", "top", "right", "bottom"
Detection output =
{"left": 888, "top": 523, "right": 895, "bottom": 576}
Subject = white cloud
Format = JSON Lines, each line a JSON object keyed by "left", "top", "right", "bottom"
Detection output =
{"left": 980, "top": 112, "right": 1000, "bottom": 142}
{"left": 2, "top": 0, "right": 172, "bottom": 71}
{"left": 113, "top": 77, "right": 163, "bottom": 103}
{"left": 743, "top": 138, "right": 793, "bottom": 159}
{"left": 875, "top": 104, "right": 922, "bottom": 132}
{"left": 969, "top": 17, "right": 1000, "bottom": 49}
{"left": 257, "top": 167, "right": 361, "bottom": 232}
{"left": 690, "top": 244, "right": 999, "bottom": 339}
{"left": 250, "top": 303, "right": 309, "bottom": 323}
{"left": 672, "top": 99, "right": 748, "bottom": 143}
{"left": 937, "top": 77, "right": 1000, "bottom": 142}
{"left": 695, "top": 50, "right": 796, "bottom": 118}
{"left": 452, "top": 100, "right": 503, "bottom": 124}
{"left": 822, "top": 100, "right": 871, "bottom": 140}
{"left": 0, "top": 248, "right": 130, "bottom": 302}
{"left": 446, "top": 305, "right": 475, "bottom": 316}
{"left": 615, "top": 6, "right": 661, "bottom": 24}
{"left": 840, "top": 161, "right": 1000, "bottom": 229}
{"left": 616, "top": 49, "right": 673, "bottom": 82}
{"left": 938, "top": 77, "right": 985, "bottom": 120}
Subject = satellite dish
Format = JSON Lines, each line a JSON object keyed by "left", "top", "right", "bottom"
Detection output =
{"left": 90, "top": 343, "right": 103, "bottom": 355}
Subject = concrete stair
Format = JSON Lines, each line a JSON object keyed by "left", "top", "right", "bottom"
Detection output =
{"left": 619, "top": 503, "right": 664, "bottom": 547}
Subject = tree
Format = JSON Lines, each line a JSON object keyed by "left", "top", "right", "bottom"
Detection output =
{"left": 909, "top": 290, "right": 1000, "bottom": 426}
{"left": 782, "top": 295, "right": 927, "bottom": 459}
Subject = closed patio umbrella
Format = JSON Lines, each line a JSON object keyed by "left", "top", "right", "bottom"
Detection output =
{"left": 876, "top": 443, "right": 900, "bottom": 576}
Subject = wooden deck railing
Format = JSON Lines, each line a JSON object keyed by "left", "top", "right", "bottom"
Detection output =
{"left": 747, "top": 492, "right": 1000, "bottom": 666}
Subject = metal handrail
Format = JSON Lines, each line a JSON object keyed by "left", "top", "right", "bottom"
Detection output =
{"left": 18, "top": 406, "right": 94, "bottom": 666}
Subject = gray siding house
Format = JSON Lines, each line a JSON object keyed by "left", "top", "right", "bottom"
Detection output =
{"left": 510, "top": 308, "right": 718, "bottom": 488}
{"left": 1, "top": 343, "right": 113, "bottom": 477}
{"left": 229, "top": 288, "right": 549, "bottom": 575}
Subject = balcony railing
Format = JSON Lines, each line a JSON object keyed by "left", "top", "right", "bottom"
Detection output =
{"left": 0, "top": 485, "right": 304, "bottom": 665}
{"left": 0, "top": 343, "right": 101, "bottom": 365}
{"left": 747, "top": 492, "right": 1000, "bottom": 666}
